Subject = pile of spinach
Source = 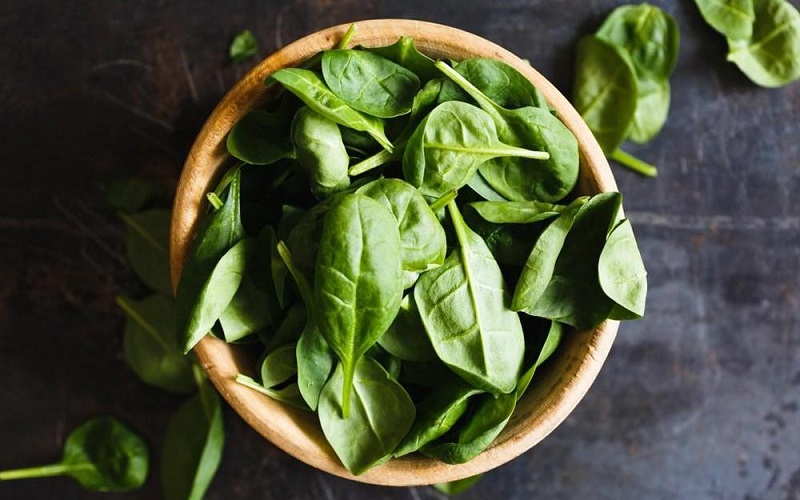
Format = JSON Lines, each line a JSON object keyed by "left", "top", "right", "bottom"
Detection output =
{"left": 695, "top": 0, "right": 800, "bottom": 87}
{"left": 177, "top": 24, "right": 647, "bottom": 476}
{"left": 573, "top": 3, "right": 679, "bottom": 177}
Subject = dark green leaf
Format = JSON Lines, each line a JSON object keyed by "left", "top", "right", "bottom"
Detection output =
{"left": 439, "top": 58, "right": 547, "bottom": 109}
{"left": 104, "top": 177, "right": 165, "bottom": 213}
{"left": 260, "top": 343, "right": 298, "bottom": 388}
{"left": 433, "top": 474, "right": 483, "bottom": 495}
{"left": 230, "top": 30, "right": 258, "bottom": 63}
{"left": 378, "top": 294, "right": 436, "bottom": 363}
{"left": 365, "top": 36, "right": 441, "bottom": 82}
{"left": 226, "top": 108, "right": 294, "bottom": 165}
{"left": 598, "top": 219, "right": 647, "bottom": 318}
{"left": 292, "top": 106, "right": 350, "bottom": 197}
{"left": 121, "top": 209, "right": 172, "bottom": 295}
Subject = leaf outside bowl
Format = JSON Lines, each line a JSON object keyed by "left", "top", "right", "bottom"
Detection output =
{"left": 170, "top": 19, "right": 620, "bottom": 486}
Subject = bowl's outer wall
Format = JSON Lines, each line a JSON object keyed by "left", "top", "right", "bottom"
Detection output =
{"left": 170, "top": 19, "right": 620, "bottom": 486}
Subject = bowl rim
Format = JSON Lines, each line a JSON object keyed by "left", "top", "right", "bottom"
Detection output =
{"left": 171, "top": 18, "right": 619, "bottom": 486}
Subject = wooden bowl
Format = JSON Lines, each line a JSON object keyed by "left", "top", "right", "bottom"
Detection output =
{"left": 171, "top": 19, "right": 619, "bottom": 486}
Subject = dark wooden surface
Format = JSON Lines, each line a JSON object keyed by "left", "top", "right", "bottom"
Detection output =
{"left": 1, "top": 1, "right": 799, "bottom": 499}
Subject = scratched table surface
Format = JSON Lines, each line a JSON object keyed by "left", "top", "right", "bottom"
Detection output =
{"left": 1, "top": 0, "right": 799, "bottom": 499}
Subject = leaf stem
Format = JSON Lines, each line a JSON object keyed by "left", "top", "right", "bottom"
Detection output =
{"left": 206, "top": 192, "right": 223, "bottom": 210}
{"left": 276, "top": 241, "right": 314, "bottom": 308}
{"left": 610, "top": 149, "right": 658, "bottom": 177}
{"left": 348, "top": 149, "right": 395, "bottom": 176}
{"left": 429, "top": 190, "right": 458, "bottom": 213}
{"left": 434, "top": 60, "right": 505, "bottom": 122}
{"left": 0, "top": 463, "right": 80, "bottom": 480}
{"left": 337, "top": 24, "right": 357, "bottom": 50}
{"left": 214, "top": 162, "right": 243, "bottom": 197}
{"left": 341, "top": 361, "right": 355, "bottom": 419}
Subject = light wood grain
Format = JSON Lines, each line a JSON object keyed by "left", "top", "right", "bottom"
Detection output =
{"left": 170, "top": 19, "right": 619, "bottom": 486}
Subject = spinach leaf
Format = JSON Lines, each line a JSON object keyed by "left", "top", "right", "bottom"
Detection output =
{"left": 226, "top": 108, "right": 294, "bottom": 165}
{"left": 394, "top": 376, "right": 482, "bottom": 457}
{"left": 367, "top": 343, "right": 403, "bottom": 381}
{"left": 268, "top": 68, "right": 393, "bottom": 151}
{"left": 314, "top": 194, "right": 403, "bottom": 415}
{"left": 516, "top": 321, "right": 563, "bottom": 399}
{"left": 357, "top": 178, "right": 446, "bottom": 273}
{"left": 260, "top": 343, "right": 298, "bottom": 388}
{"left": 230, "top": 29, "right": 258, "bottom": 63}
{"left": 439, "top": 58, "right": 547, "bottom": 109}
{"left": 695, "top": 0, "right": 755, "bottom": 40}
{"left": 117, "top": 294, "right": 195, "bottom": 394}
{"left": 421, "top": 391, "right": 516, "bottom": 464}
{"left": 265, "top": 302, "right": 305, "bottom": 351}
{"left": 0, "top": 417, "right": 148, "bottom": 491}
{"left": 469, "top": 199, "right": 575, "bottom": 224}
{"left": 377, "top": 294, "right": 437, "bottom": 363}
{"left": 322, "top": 49, "right": 421, "bottom": 118}
{"left": 403, "top": 101, "right": 549, "bottom": 198}
{"left": 235, "top": 374, "right": 309, "bottom": 411}
{"left": 596, "top": 4, "right": 679, "bottom": 143}
{"left": 104, "top": 177, "right": 165, "bottom": 213}
{"left": 318, "top": 356, "right": 415, "bottom": 475}
{"left": 176, "top": 169, "right": 245, "bottom": 353}
{"left": 180, "top": 237, "right": 254, "bottom": 353}
{"left": 519, "top": 192, "right": 622, "bottom": 329}
{"left": 436, "top": 61, "right": 578, "bottom": 203}
{"left": 511, "top": 199, "right": 585, "bottom": 312}
{"left": 291, "top": 106, "right": 351, "bottom": 197}
{"left": 464, "top": 215, "right": 539, "bottom": 267}
{"left": 120, "top": 209, "right": 172, "bottom": 295}
{"left": 433, "top": 474, "right": 483, "bottom": 495}
{"left": 598, "top": 219, "right": 647, "bottom": 318}
{"left": 726, "top": 0, "right": 800, "bottom": 87}
{"left": 162, "top": 377, "right": 224, "bottom": 500}
{"left": 466, "top": 172, "right": 507, "bottom": 202}
{"left": 414, "top": 201, "right": 524, "bottom": 394}
{"left": 365, "top": 36, "right": 441, "bottom": 82}
{"left": 276, "top": 241, "right": 335, "bottom": 410}
{"left": 573, "top": 35, "right": 638, "bottom": 155}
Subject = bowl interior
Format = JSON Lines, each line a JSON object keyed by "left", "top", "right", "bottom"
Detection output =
{"left": 170, "top": 19, "right": 619, "bottom": 486}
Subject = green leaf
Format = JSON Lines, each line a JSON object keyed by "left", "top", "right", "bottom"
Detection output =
{"left": 322, "top": 49, "right": 421, "bottom": 118}
{"left": 226, "top": 107, "right": 294, "bottom": 165}
{"left": 291, "top": 106, "right": 350, "bottom": 197}
{"left": 695, "top": 0, "right": 755, "bottom": 40}
{"left": 357, "top": 178, "right": 446, "bottom": 273}
{"left": 268, "top": 68, "right": 394, "bottom": 151}
{"left": 318, "top": 357, "right": 415, "bottom": 475}
{"left": 235, "top": 374, "right": 310, "bottom": 411}
{"left": 230, "top": 29, "right": 258, "bottom": 63}
{"left": 377, "top": 294, "right": 437, "bottom": 363}
{"left": 162, "top": 380, "right": 224, "bottom": 500}
{"left": 117, "top": 294, "right": 195, "bottom": 394}
{"left": 260, "top": 343, "right": 298, "bottom": 388}
{"left": 365, "top": 36, "right": 441, "bottom": 82}
{"left": 121, "top": 209, "right": 172, "bottom": 295}
{"left": 573, "top": 35, "right": 638, "bottom": 154}
{"left": 104, "top": 177, "right": 165, "bottom": 213}
{"left": 0, "top": 417, "right": 149, "bottom": 492}
{"left": 176, "top": 169, "right": 246, "bottom": 353}
{"left": 414, "top": 201, "right": 524, "bottom": 394}
{"left": 727, "top": 0, "right": 800, "bottom": 87}
{"left": 314, "top": 194, "right": 403, "bottom": 416}
{"left": 598, "top": 219, "right": 647, "bottom": 318}
{"left": 439, "top": 58, "right": 547, "bottom": 109}
{"left": 469, "top": 199, "right": 575, "bottom": 224}
{"left": 433, "top": 474, "right": 483, "bottom": 495}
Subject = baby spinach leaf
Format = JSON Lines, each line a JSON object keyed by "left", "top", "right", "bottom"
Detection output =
{"left": 226, "top": 108, "right": 294, "bottom": 165}
{"left": 436, "top": 61, "right": 578, "bottom": 203}
{"left": 414, "top": 201, "right": 524, "bottom": 394}
{"left": 695, "top": 0, "right": 755, "bottom": 40}
{"left": 573, "top": 35, "right": 638, "bottom": 154}
{"left": 265, "top": 302, "right": 305, "bottom": 352}
{"left": 378, "top": 294, "right": 436, "bottom": 363}
{"left": 403, "top": 101, "right": 549, "bottom": 198}
{"left": 180, "top": 237, "right": 254, "bottom": 353}
{"left": 520, "top": 192, "right": 622, "bottom": 329}
{"left": 291, "top": 106, "right": 351, "bottom": 197}
{"left": 117, "top": 294, "right": 195, "bottom": 394}
{"left": 260, "top": 343, "right": 298, "bottom": 388}
{"left": 162, "top": 378, "right": 224, "bottom": 500}
{"left": 726, "top": 0, "right": 800, "bottom": 87}
{"left": 464, "top": 215, "right": 539, "bottom": 267}
{"left": 230, "top": 29, "right": 258, "bottom": 63}
{"left": 276, "top": 241, "right": 335, "bottom": 410}
{"left": 596, "top": 4, "right": 679, "bottom": 144}
{"left": 598, "top": 219, "right": 647, "bottom": 318}
{"left": 322, "top": 49, "right": 421, "bottom": 118}
{"left": 421, "top": 391, "right": 516, "bottom": 464}
{"left": 367, "top": 344, "right": 403, "bottom": 381}
{"left": 0, "top": 417, "right": 148, "bottom": 491}
{"left": 177, "top": 169, "right": 245, "bottom": 353}
{"left": 433, "top": 474, "right": 483, "bottom": 495}
{"left": 365, "top": 36, "right": 441, "bottom": 82}
{"left": 357, "top": 178, "right": 446, "bottom": 273}
{"left": 394, "top": 376, "right": 482, "bottom": 457}
{"left": 318, "top": 357, "right": 415, "bottom": 475}
{"left": 235, "top": 374, "right": 309, "bottom": 411}
{"left": 120, "top": 209, "right": 172, "bottom": 296}
{"left": 268, "top": 68, "right": 393, "bottom": 151}
{"left": 516, "top": 321, "right": 563, "bottom": 399}
{"left": 511, "top": 200, "right": 585, "bottom": 312}
{"left": 466, "top": 172, "right": 507, "bottom": 202}
{"left": 439, "top": 58, "right": 547, "bottom": 109}
{"left": 314, "top": 194, "right": 403, "bottom": 415}
{"left": 469, "top": 199, "right": 575, "bottom": 224}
